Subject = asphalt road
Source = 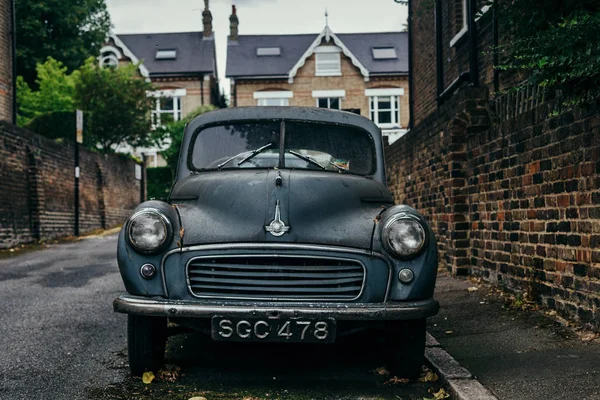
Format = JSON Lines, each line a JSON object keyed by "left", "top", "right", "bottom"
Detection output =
{"left": 0, "top": 234, "right": 442, "bottom": 400}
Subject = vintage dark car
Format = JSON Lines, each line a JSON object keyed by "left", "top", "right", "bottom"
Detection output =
{"left": 114, "top": 107, "right": 439, "bottom": 378}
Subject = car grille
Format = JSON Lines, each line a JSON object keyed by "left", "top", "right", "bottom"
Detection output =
{"left": 186, "top": 255, "right": 365, "bottom": 301}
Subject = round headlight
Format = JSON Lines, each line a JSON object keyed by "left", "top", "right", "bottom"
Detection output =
{"left": 127, "top": 210, "right": 171, "bottom": 254}
{"left": 382, "top": 215, "right": 426, "bottom": 258}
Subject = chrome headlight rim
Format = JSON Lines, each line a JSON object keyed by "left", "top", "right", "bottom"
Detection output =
{"left": 126, "top": 208, "right": 172, "bottom": 255}
{"left": 382, "top": 213, "right": 427, "bottom": 259}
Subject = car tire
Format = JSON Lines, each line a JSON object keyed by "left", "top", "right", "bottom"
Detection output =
{"left": 127, "top": 314, "right": 167, "bottom": 376}
{"left": 383, "top": 319, "right": 426, "bottom": 379}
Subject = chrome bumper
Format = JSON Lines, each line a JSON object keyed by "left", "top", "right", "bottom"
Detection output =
{"left": 113, "top": 295, "right": 439, "bottom": 320}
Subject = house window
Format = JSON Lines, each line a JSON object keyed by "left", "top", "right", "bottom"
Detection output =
{"left": 257, "top": 47, "right": 281, "bottom": 56}
{"left": 257, "top": 98, "right": 289, "bottom": 106}
{"left": 450, "top": 0, "right": 468, "bottom": 47}
{"left": 365, "top": 88, "right": 405, "bottom": 128}
{"left": 156, "top": 49, "right": 177, "bottom": 60}
{"left": 314, "top": 47, "right": 342, "bottom": 76}
{"left": 312, "top": 90, "right": 345, "bottom": 109}
{"left": 253, "top": 90, "right": 293, "bottom": 106}
{"left": 99, "top": 46, "right": 121, "bottom": 69}
{"left": 369, "top": 96, "right": 400, "bottom": 126}
{"left": 372, "top": 47, "right": 397, "bottom": 60}
{"left": 317, "top": 97, "right": 341, "bottom": 109}
{"left": 152, "top": 96, "right": 182, "bottom": 127}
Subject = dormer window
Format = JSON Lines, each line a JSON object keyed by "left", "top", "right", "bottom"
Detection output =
{"left": 257, "top": 47, "right": 281, "bottom": 56}
{"left": 156, "top": 49, "right": 177, "bottom": 60}
{"left": 315, "top": 46, "right": 342, "bottom": 76}
{"left": 372, "top": 47, "right": 397, "bottom": 60}
{"left": 99, "top": 46, "right": 121, "bottom": 69}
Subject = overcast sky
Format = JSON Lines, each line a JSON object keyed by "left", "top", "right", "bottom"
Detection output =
{"left": 105, "top": 0, "right": 408, "bottom": 99}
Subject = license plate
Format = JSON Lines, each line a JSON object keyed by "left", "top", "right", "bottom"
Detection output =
{"left": 211, "top": 316, "right": 336, "bottom": 343}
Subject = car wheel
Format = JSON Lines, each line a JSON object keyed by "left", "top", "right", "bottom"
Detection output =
{"left": 127, "top": 314, "right": 167, "bottom": 376}
{"left": 383, "top": 319, "right": 426, "bottom": 379}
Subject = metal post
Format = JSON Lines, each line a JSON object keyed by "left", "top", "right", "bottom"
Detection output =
{"left": 74, "top": 140, "right": 80, "bottom": 236}
{"left": 74, "top": 110, "right": 83, "bottom": 236}
{"left": 140, "top": 153, "right": 147, "bottom": 203}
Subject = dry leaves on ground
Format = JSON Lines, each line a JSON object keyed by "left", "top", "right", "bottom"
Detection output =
{"left": 384, "top": 376, "right": 410, "bottom": 385}
{"left": 418, "top": 371, "right": 439, "bottom": 383}
{"left": 158, "top": 364, "right": 182, "bottom": 383}
{"left": 467, "top": 286, "right": 479, "bottom": 292}
{"left": 424, "top": 388, "right": 450, "bottom": 400}
{"left": 374, "top": 366, "right": 390, "bottom": 376}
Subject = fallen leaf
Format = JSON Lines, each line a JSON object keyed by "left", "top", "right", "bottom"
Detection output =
{"left": 467, "top": 286, "right": 479, "bottom": 292}
{"left": 419, "top": 371, "right": 439, "bottom": 383}
{"left": 427, "top": 388, "right": 450, "bottom": 400}
{"left": 142, "top": 371, "right": 155, "bottom": 384}
{"left": 445, "top": 330, "right": 453, "bottom": 335}
{"left": 158, "top": 364, "right": 181, "bottom": 382}
{"left": 374, "top": 366, "right": 390, "bottom": 376}
{"left": 384, "top": 376, "right": 409, "bottom": 385}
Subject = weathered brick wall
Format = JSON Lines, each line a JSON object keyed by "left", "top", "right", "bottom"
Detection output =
{"left": 386, "top": 86, "right": 600, "bottom": 325}
{"left": 410, "top": 0, "right": 503, "bottom": 126}
{"left": 0, "top": 121, "right": 143, "bottom": 248}
{"left": 0, "top": 0, "right": 13, "bottom": 122}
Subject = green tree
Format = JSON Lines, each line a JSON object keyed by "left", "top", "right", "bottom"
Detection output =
{"left": 494, "top": 0, "right": 600, "bottom": 106}
{"left": 75, "top": 58, "right": 157, "bottom": 153}
{"left": 16, "top": 57, "right": 78, "bottom": 126}
{"left": 16, "top": 0, "right": 111, "bottom": 86}
{"left": 160, "top": 105, "right": 217, "bottom": 171}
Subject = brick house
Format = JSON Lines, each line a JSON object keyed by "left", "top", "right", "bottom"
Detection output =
{"left": 100, "top": 0, "right": 220, "bottom": 167}
{"left": 225, "top": 6, "right": 409, "bottom": 144}
{"left": 0, "top": 0, "right": 14, "bottom": 123}
{"left": 386, "top": 0, "right": 600, "bottom": 325}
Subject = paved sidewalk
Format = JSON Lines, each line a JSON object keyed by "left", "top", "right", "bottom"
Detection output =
{"left": 428, "top": 272, "right": 600, "bottom": 400}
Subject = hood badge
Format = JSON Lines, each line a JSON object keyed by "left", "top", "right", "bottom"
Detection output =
{"left": 265, "top": 200, "right": 290, "bottom": 237}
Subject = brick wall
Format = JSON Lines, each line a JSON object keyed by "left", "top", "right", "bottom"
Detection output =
{"left": 0, "top": 0, "right": 13, "bottom": 122}
{"left": 234, "top": 50, "right": 409, "bottom": 129}
{"left": 0, "top": 121, "right": 143, "bottom": 248}
{"left": 410, "top": 0, "right": 505, "bottom": 126}
{"left": 386, "top": 86, "right": 600, "bottom": 326}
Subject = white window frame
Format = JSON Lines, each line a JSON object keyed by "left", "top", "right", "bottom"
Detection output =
{"left": 312, "top": 90, "right": 345, "bottom": 109}
{"left": 99, "top": 45, "right": 122, "bottom": 69}
{"left": 366, "top": 88, "right": 405, "bottom": 129}
{"left": 148, "top": 89, "right": 187, "bottom": 129}
{"left": 450, "top": 0, "right": 468, "bottom": 48}
{"left": 253, "top": 90, "right": 293, "bottom": 106}
{"left": 314, "top": 46, "right": 342, "bottom": 77}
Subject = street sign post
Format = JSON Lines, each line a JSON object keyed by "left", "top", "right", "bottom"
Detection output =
{"left": 74, "top": 110, "right": 83, "bottom": 236}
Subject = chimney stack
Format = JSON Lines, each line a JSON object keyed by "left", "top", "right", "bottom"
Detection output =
{"left": 229, "top": 5, "right": 239, "bottom": 41}
{"left": 202, "top": 0, "right": 213, "bottom": 38}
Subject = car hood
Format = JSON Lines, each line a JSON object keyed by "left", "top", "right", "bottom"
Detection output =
{"left": 169, "top": 170, "right": 394, "bottom": 250}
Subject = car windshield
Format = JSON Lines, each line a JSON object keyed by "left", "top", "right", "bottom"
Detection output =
{"left": 190, "top": 120, "right": 375, "bottom": 175}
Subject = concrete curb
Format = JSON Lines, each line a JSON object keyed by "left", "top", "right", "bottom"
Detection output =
{"left": 425, "top": 332, "right": 498, "bottom": 400}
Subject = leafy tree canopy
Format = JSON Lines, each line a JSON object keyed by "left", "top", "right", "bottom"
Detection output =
{"left": 16, "top": 0, "right": 111, "bottom": 86}
{"left": 16, "top": 57, "right": 78, "bottom": 126}
{"left": 18, "top": 57, "right": 159, "bottom": 153}
{"left": 75, "top": 58, "right": 157, "bottom": 153}
{"left": 495, "top": 0, "right": 600, "bottom": 105}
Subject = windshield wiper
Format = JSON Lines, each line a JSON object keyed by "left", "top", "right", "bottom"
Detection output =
{"left": 287, "top": 150, "right": 326, "bottom": 170}
{"left": 287, "top": 150, "right": 346, "bottom": 173}
{"left": 216, "top": 142, "right": 273, "bottom": 170}
{"left": 237, "top": 142, "right": 273, "bottom": 166}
